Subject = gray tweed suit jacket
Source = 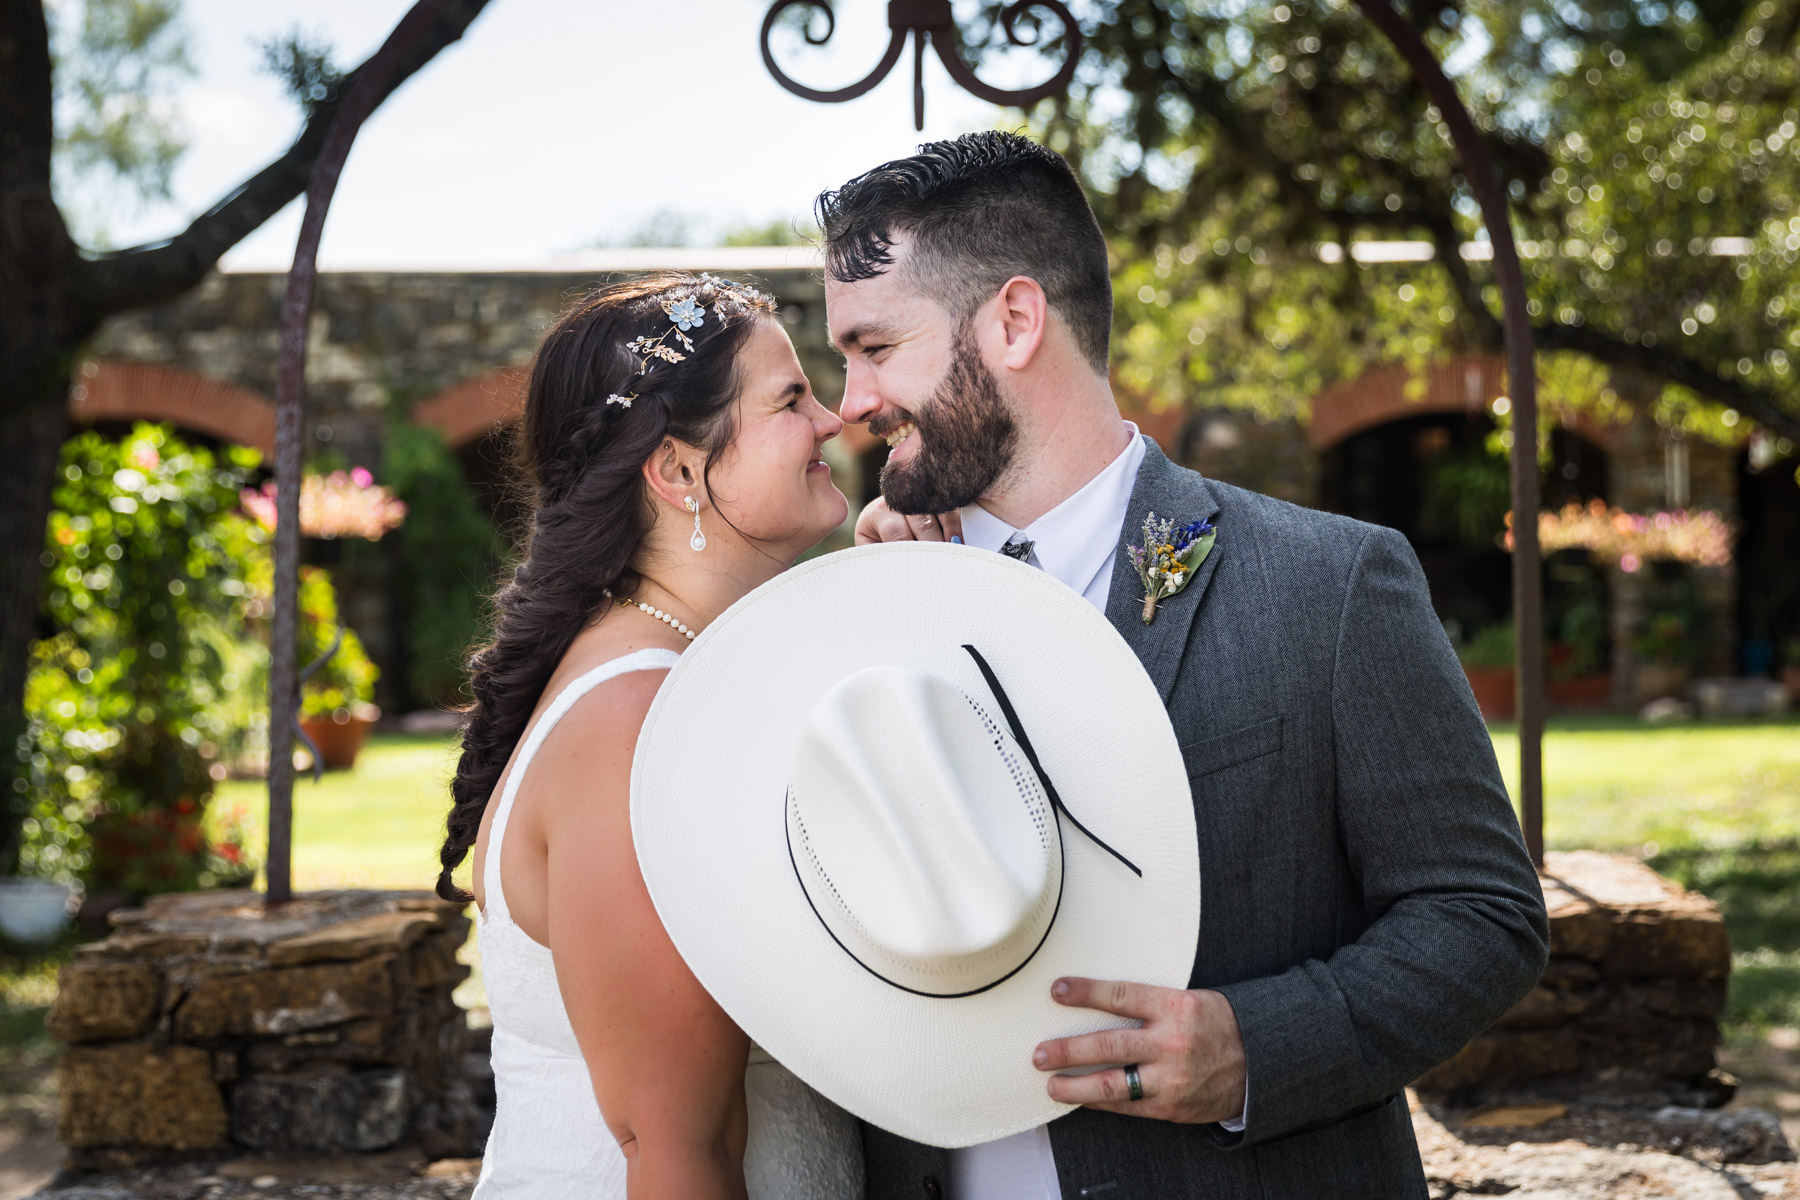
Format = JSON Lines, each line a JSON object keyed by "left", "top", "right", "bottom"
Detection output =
{"left": 862, "top": 439, "right": 1550, "bottom": 1200}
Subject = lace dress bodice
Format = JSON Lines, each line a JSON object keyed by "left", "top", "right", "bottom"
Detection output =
{"left": 471, "top": 649, "right": 863, "bottom": 1199}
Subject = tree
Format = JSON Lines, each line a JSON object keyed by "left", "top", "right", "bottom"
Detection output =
{"left": 1023, "top": 0, "right": 1798, "bottom": 444}
{"left": 48, "top": 0, "right": 192, "bottom": 245}
{"left": 0, "top": 0, "right": 494, "bottom": 874}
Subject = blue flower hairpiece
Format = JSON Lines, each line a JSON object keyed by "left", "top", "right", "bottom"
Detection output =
{"left": 605, "top": 275, "right": 758, "bottom": 409}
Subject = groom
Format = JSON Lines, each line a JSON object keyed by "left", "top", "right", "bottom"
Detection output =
{"left": 819, "top": 132, "right": 1549, "bottom": 1199}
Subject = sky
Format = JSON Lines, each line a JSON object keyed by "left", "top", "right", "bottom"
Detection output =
{"left": 83, "top": 0, "right": 1054, "bottom": 270}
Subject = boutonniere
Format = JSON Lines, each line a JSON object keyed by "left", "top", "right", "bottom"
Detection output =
{"left": 1128, "top": 513, "right": 1217, "bottom": 625}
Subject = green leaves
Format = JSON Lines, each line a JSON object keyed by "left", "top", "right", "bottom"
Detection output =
{"left": 17, "top": 423, "right": 263, "bottom": 891}
{"left": 1044, "top": 0, "right": 1799, "bottom": 438}
{"left": 48, "top": 0, "right": 194, "bottom": 243}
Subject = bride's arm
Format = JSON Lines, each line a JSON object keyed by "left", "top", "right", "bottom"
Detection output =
{"left": 542, "top": 671, "right": 750, "bottom": 1200}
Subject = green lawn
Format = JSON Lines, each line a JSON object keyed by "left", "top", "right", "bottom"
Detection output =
{"left": 207, "top": 718, "right": 1800, "bottom": 893}
{"left": 214, "top": 733, "right": 461, "bottom": 893}
{"left": 210, "top": 719, "right": 1800, "bottom": 1034}
{"left": 7, "top": 719, "right": 1796, "bottom": 1059}
{"left": 1489, "top": 715, "right": 1800, "bottom": 853}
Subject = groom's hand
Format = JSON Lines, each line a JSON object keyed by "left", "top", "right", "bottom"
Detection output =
{"left": 854, "top": 497, "right": 963, "bottom": 545}
{"left": 1034, "top": 978, "right": 1248, "bottom": 1126}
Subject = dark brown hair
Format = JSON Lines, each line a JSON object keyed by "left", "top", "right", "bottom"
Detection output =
{"left": 436, "top": 272, "right": 775, "bottom": 902}
{"left": 814, "top": 131, "right": 1113, "bottom": 373}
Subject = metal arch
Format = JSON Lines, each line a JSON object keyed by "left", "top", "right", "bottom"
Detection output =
{"left": 760, "top": 2, "right": 907, "bottom": 106}
{"left": 1349, "top": 0, "right": 1545, "bottom": 866}
{"left": 929, "top": 2, "right": 1081, "bottom": 112}
{"left": 760, "top": 0, "right": 1083, "bottom": 131}
{"left": 757, "top": 0, "right": 1543, "bottom": 863}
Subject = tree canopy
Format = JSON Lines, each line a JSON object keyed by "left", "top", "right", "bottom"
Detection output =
{"left": 1012, "top": 0, "right": 1799, "bottom": 450}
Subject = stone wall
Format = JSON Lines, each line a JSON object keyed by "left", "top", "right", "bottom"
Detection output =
{"left": 48, "top": 891, "right": 486, "bottom": 1169}
{"left": 1415, "top": 851, "right": 1734, "bottom": 1108}
{"left": 86, "top": 263, "right": 851, "bottom": 712}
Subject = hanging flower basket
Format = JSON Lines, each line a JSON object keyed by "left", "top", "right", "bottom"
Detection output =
{"left": 241, "top": 468, "right": 407, "bottom": 541}
{"left": 1505, "top": 502, "right": 1734, "bottom": 571}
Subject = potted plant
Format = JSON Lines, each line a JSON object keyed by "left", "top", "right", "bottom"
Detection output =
{"left": 1458, "top": 622, "right": 1516, "bottom": 720}
{"left": 296, "top": 566, "right": 381, "bottom": 771}
{"left": 1631, "top": 611, "right": 1695, "bottom": 706}
{"left": 1548, "top": 591, "right": 1610, "bottom": 711}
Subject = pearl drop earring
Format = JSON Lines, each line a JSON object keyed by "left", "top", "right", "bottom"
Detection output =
{"left": 685, "top": 496, "right": 706, "bottom": 552}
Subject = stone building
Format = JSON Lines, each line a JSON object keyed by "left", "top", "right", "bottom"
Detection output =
{"left": 73, "top": 248, "right": 1795, "bottom": 712}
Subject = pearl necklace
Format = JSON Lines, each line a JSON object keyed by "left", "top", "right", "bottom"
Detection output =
{"left": 603, "top": 590, "right": 699, "bottom": 640}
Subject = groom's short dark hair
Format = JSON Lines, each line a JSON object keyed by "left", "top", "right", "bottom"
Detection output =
{"left": 815, "top": 132, "right": 1112, "bottom": 374}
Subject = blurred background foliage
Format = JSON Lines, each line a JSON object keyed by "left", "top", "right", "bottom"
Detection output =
{"left": 380, "top": 423, "right": 503, "bottom": 711}
{"left": 296, "top": 566, "right": 379, "bottom": 721}
{"left": 46, "top": 0, "right": 193, "bottom": 245}
{"left": 14, "top": 424, "right": 265, "bottom": 893}
{"left": 984, "top": 0, "right": 1800, "bottom": 444}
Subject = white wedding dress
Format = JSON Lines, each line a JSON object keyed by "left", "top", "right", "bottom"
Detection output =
{"left": 472, "top": 649, "right": 865, "bottom": 1200}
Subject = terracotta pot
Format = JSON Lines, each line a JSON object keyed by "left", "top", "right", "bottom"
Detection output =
{"left": 1631, "top": 663, "right": 1691, "bottom": 707}
{"left": 1549, "top": 674, "right": 1612, "bottom": 712}
{"left": 1462, "top": 666, "right": 1516, "bottom": 720}
{"left": 298, "top": 709, "right": 378, "bottom": 772}
{"left": 1784, "top": 665, "right": 1800, "bottom": 703}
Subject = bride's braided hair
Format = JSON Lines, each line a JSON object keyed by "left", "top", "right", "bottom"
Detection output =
{"left": 437, "top": 271, "right": 776, "bottom": 903}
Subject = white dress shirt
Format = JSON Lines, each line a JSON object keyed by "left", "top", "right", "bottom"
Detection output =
{"left": 957, "top": 424, "right": 1147, "bottom": 611}
{"left": 949, "top": 424, "right": 1243, "bottom": 1200}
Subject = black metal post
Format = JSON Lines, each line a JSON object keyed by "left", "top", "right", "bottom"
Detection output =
{"left": 1350, "top": 0, "right": 1545, "bottom": 865}
{"left": 267, "top": 0, "right": 453, "bottom": 903}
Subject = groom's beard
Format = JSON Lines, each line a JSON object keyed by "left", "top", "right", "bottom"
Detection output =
{"left": 875, "top": 326, "right": 1019, "bottom": 516}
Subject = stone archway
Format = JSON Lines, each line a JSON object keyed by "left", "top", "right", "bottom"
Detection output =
{"left": 1308, "top": 352, "right": 1622, "bottom": 454}
{"left": 67, "top": 361, "right": 277, "bottom": 456}
{"left": 411, "top": 366, "right": 529, "bottom": 450}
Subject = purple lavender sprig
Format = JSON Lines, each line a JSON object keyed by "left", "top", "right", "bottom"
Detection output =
{"left": 1128, "top": 511, "right": 1218, "bottom": 624}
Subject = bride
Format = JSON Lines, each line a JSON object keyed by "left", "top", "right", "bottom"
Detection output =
{"left": 434, "top": 273, "right": 863, "bottom": 1199}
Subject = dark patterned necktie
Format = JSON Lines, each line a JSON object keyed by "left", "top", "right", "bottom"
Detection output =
{"left": 1000, "top": 535, "right": 1035, "bottom": 563}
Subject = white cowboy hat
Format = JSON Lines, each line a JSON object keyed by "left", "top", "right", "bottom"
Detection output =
{"left": 630, "top": 542, "right": 1199, "bottom": 1148}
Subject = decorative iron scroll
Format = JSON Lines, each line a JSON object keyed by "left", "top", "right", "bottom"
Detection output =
{"left": 761, "top": 0, "right": 1081, "bottom": 130}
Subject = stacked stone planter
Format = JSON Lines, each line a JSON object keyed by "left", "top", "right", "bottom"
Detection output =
{"left": 48, "top": 890, "right": 488, "bottom": 1169}
{"left": 1415, "top": 850, "right": 1734, "bottom": 1107}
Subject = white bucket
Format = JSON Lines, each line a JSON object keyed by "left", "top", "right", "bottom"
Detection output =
{"left": 0, "top": 878, "right": 75, "bottom": 944}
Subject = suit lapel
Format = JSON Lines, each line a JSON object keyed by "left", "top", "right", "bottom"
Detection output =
{"left": 1105, "top": 439, "right": 1224, "bottom": 705}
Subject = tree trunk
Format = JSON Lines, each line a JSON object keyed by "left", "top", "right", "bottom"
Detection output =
{"left": 0, "top": 370, "right": 71, "bottom": 874}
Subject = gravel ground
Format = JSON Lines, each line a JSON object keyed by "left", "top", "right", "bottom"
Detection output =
{"left": 19, "top": 1101, "right": 1800, "bottom": 1200}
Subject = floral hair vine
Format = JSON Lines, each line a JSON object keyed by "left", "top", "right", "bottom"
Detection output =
{"left": 605, "top": 274, "right": 757, "bottom": 409}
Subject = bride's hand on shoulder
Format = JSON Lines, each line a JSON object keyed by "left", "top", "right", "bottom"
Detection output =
{"left": 854, "top": 497, "right": 963, "bottom": 545}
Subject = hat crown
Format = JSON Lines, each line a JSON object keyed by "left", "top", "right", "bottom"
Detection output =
{"left": 786, "top": 665, "right": 1061, "bottom": 995}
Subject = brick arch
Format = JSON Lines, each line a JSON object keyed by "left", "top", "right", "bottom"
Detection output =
{"left": 413, "top": 367, "right": 528, "bottom": 448}
{"left": 1308, "top": 353, "right": 1622, "bottom": 453}
{"left": 68, "top": 361, "right": 276, "bottom": 456}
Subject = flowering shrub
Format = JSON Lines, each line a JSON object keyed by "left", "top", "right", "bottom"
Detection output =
{"left": 1506, "top": 501, "right": 1734, "bottom": 572}
{"left": 15, "top": 424, "right": 266, "bottom": 893}
{"left": 298, "top": 566, "right": 379, "bottom": 721}
{"left": 241, "top": 467, "right": 408, "bottom": 541}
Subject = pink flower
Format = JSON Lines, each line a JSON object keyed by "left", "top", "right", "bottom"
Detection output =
{"left": 1621, "top": 553, "right": 1641, "bottom": 573}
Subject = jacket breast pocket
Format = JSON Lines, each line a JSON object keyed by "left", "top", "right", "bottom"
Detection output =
{"left": 1180, "top": 715, "right": 1283, "bottom": 780}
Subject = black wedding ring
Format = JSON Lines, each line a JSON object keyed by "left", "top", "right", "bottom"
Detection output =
{"left": 1124, "top": 1063, "right": 1144, "bottom": 1102}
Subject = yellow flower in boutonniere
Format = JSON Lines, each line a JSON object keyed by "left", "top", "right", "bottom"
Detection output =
{"left": 1128, "top": 513, "right": 1217, "bottom": 625}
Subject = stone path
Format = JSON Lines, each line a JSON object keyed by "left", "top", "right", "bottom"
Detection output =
{"left": 20, "top": 1104, "right": 1800, "bottom": 1200}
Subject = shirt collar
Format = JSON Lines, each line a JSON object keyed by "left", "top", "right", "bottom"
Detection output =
{"left": 959, "top": 424, "right": 1146, "bottom": 598}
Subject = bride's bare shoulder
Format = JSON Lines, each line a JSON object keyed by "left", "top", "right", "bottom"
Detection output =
{"left": 527, "top": 648, "right": 676, "bottom": 788}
